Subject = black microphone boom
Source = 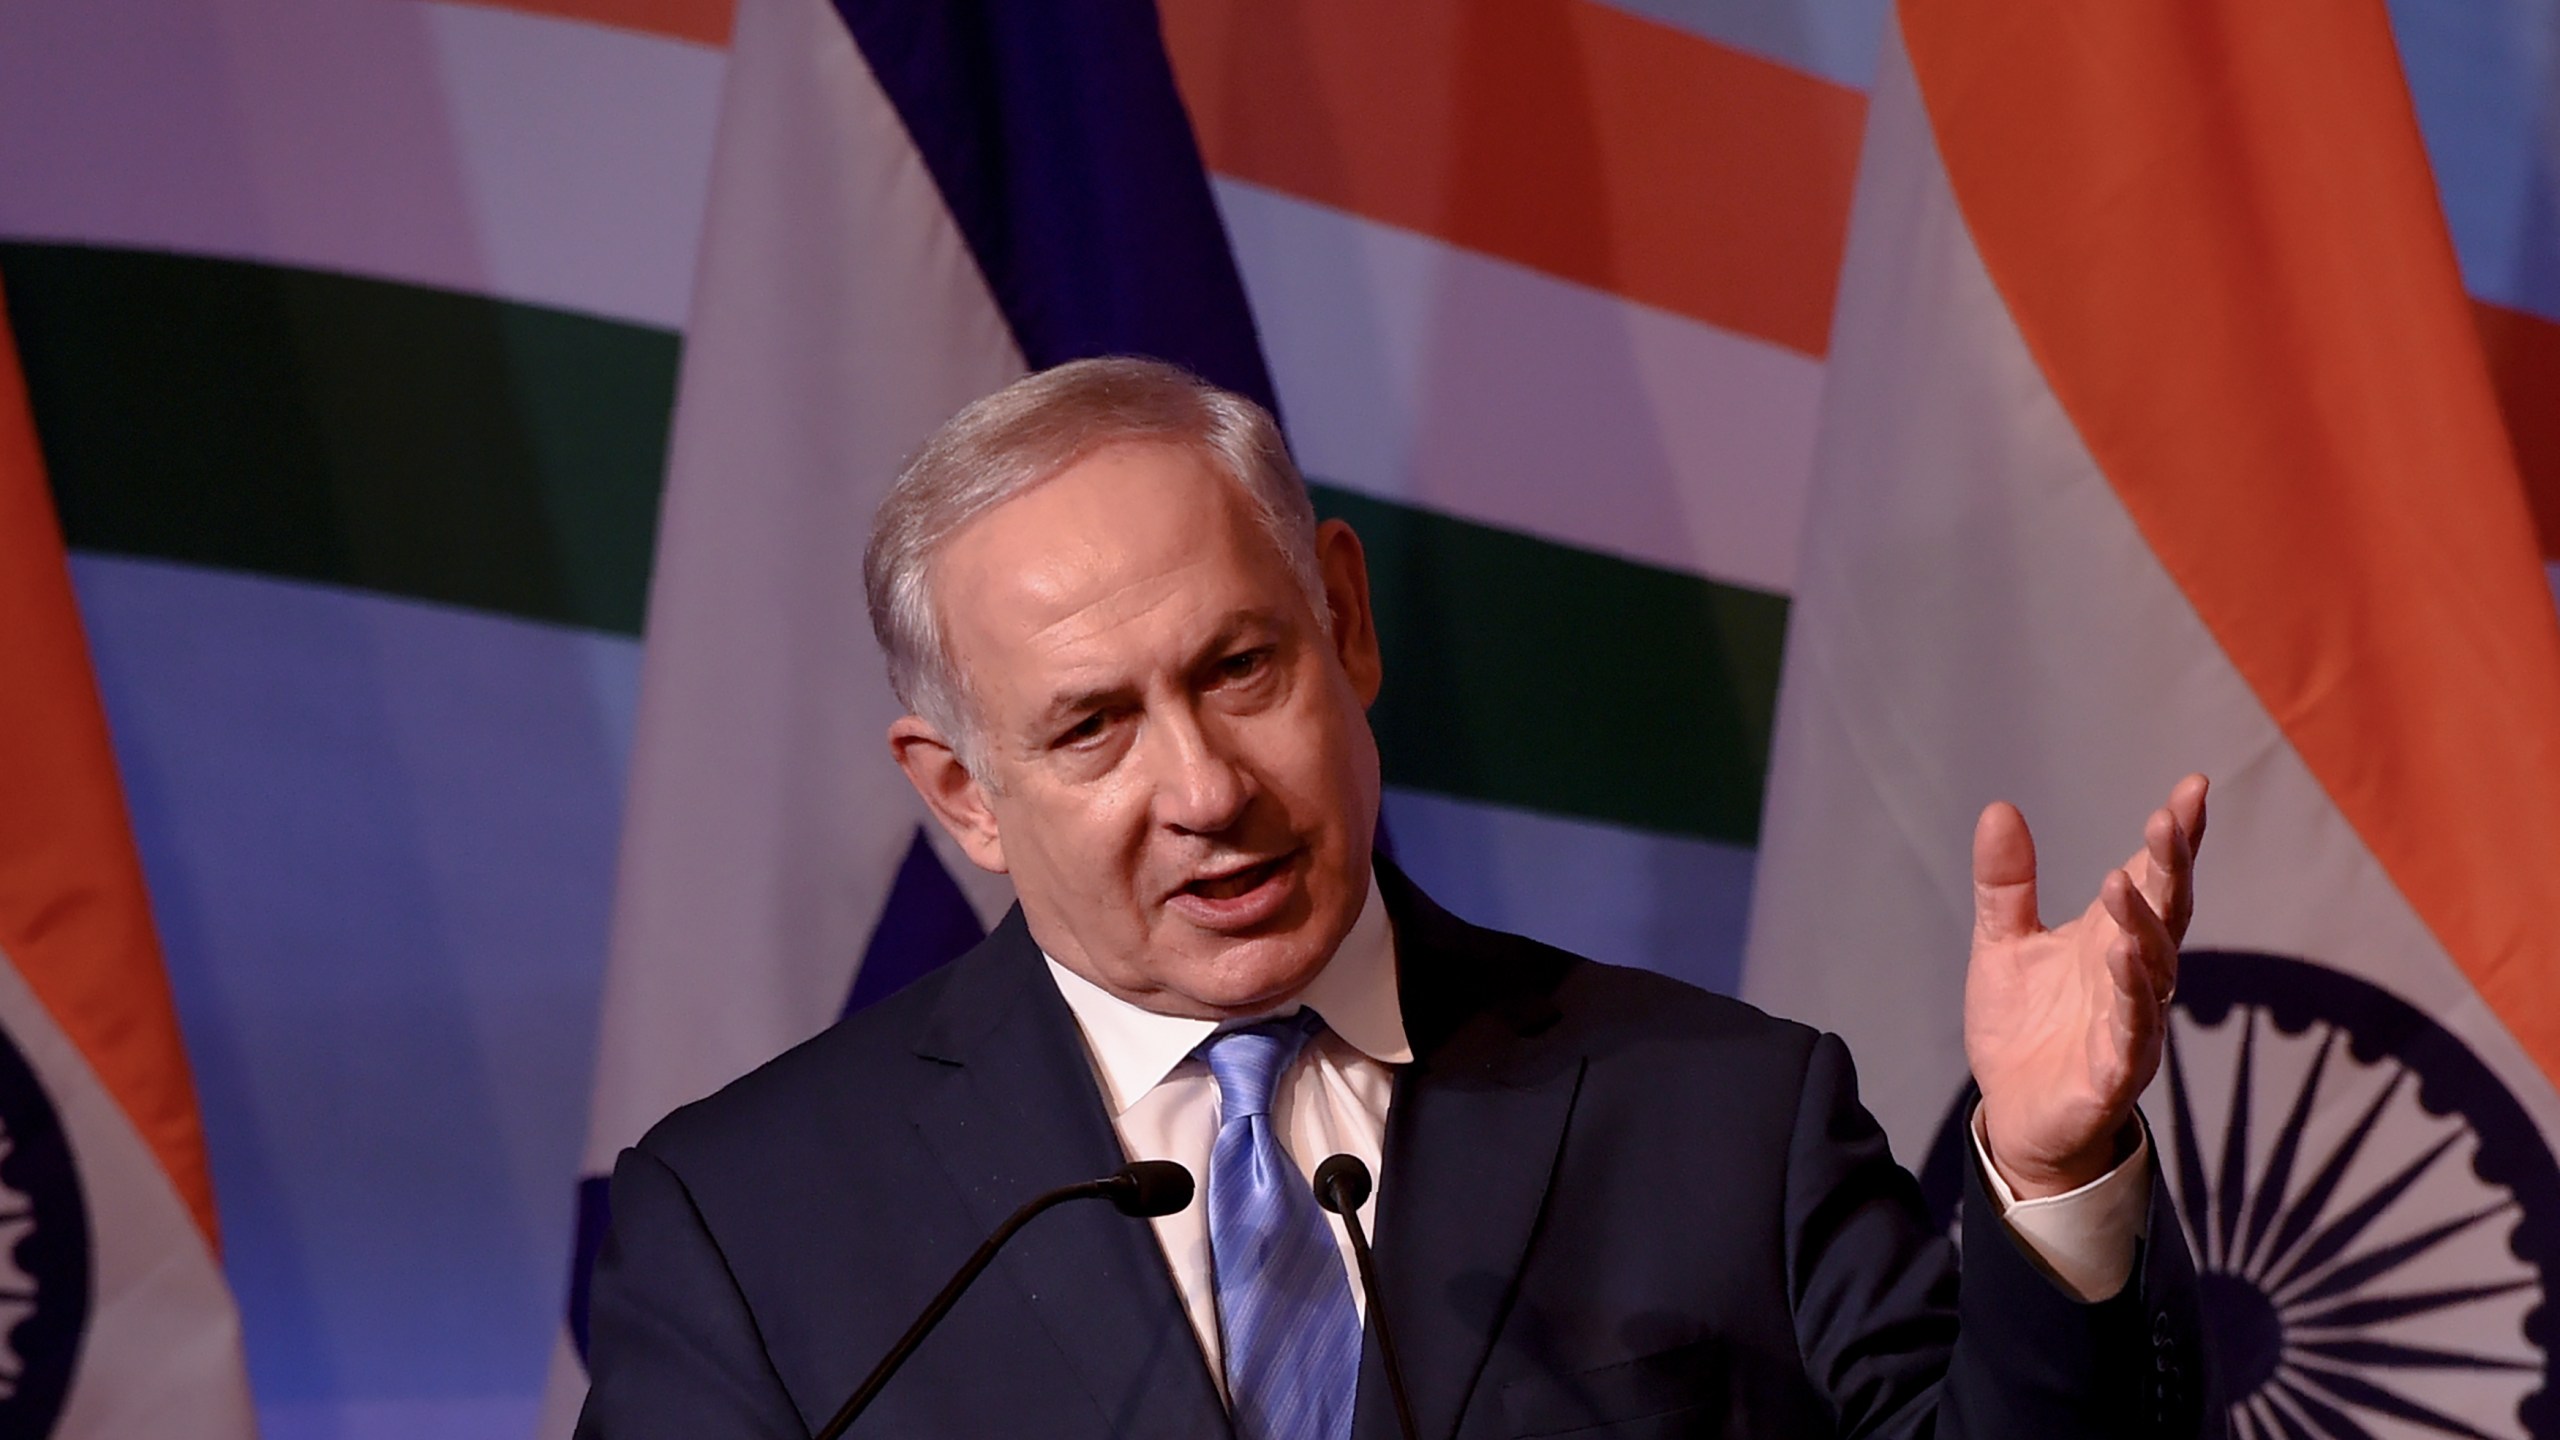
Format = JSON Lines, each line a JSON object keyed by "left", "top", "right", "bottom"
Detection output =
{"left": 1314, "top": 1154, "right": 1419, "bottom": 1440}
{"left": 815, "top": 1159, "right": 1194, "bottom": 1440}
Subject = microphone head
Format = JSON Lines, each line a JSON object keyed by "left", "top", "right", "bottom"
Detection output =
{"left": 1109, "top": 1160, "right": 1195, "bottom": 1217}
{"left": 1312, "top": 1154, "right": 1372, "bottom": 1215}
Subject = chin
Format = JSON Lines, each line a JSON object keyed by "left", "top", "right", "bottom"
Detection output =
{"left": 1184, "top": 936, "right": 1335, "bottom": 1015}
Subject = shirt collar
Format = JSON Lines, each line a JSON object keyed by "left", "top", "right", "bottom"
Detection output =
{"left": 1043, "top": 876, "right": 1411, "bottom": 1116}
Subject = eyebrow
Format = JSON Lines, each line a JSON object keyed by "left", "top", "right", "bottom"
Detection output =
{"left": 1033, "top": 609, "right": 1288, "bottom": 728}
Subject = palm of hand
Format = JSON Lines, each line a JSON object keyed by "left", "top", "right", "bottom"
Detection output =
{"left": 1963, "top": 778, "right": 2205, "bottom": 1198}
{"left": 1968, "top": 887, "right": 2164, "bottom": 1188}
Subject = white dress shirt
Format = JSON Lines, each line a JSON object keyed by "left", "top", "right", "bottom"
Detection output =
{"left": 1044, "top": 882, "right": 2150, "bottom": 1387}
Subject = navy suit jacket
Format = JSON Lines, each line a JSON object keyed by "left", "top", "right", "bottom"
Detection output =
{"left": 578, "top": 868, "right": 2217, "bottom": 1438}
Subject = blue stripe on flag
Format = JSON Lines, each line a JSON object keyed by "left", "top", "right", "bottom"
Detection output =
{"left": 843, "top": 826, "right": 989, "bottom": 1018}
{"left": 830, "top": 0, "right": 1281, "bottom": 410}
{"left": 567, "top": 1175, "right": 610, "bottom": 1362}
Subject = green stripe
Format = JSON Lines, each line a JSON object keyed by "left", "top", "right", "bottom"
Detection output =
{"left": 1320, "top": 488, "right": 1785, "bottom": 845}
{"left": 3, "top": 241, "right": 1784, "bottom": 843}
{"left": 2, "top": 242, "right": 676, "bottom": 635}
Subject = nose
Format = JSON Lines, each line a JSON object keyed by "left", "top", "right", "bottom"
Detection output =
{"left": 1150, "top": 707, "right": 1252, "bottom": 836}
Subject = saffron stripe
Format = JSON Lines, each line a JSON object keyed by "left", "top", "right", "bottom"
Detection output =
{"left": 450, "top": 0, "right": 735, "bottom": 45}
{"left": 0, "top": 274, "right": 221, "bottom": 1243}
{"left": 1218, "top": 178, "right": 1822, "bottom": 593}
{"left": 2476, "top": 299, "right": 2560, "bottom": 562}
{"left": 1156, "top": 0, "right": 1867, "bottom": 359}
{"left": 1907, "top": 0, "right": 2560, "bottom": 1085}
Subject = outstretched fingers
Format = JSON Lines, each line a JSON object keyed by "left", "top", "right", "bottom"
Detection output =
{"left": 2171, "top": 772, "right": 2209, "bottom": 854}
{"left": 2133, "top": 773, "right": 2208, "bottom": 943}
{"left": 2102, "top": 868, "right": 2177, "bottom": 1016}
{"left": 2138, "top": 806, "right": 2194, "bottom": 940}
{"left": 1973, "top": 801, "right": 2041, "bottom": 942}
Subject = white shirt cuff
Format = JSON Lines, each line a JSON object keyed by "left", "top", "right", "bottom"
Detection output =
{"left": 1968, "top": 1104, "right": 2151, "bottom": 1302}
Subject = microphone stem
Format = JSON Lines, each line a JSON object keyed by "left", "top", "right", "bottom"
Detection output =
{"left": 814, "top": 1178, "right": 1110, "bottom": 1440}
{"left": 1327, "top": 1178, "right": 1420, "bottom": 1440}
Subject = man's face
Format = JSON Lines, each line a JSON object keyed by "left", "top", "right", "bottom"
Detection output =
{"left": 897, "top": 440, "right": 1384, "bottom": 1019}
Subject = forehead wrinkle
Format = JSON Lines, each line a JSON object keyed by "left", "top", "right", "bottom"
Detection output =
{"left": 939, "top": 529, "right": 1184, "bottom": 701}
{"left": 1016, "top": 549, "right": 1225, "bottom": 655}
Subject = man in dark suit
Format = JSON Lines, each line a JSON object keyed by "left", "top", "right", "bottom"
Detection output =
{"left": 579, "top": 358, "right": 2216, "bottom": 1438}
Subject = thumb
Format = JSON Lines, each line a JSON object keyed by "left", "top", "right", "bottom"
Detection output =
{"left": 1973, "top": 801, "right": 2041, "bottom": 942}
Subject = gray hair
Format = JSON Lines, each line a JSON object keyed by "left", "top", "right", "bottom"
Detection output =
{"left": 863, "top": 356, "right": 1327, "bottom": 773}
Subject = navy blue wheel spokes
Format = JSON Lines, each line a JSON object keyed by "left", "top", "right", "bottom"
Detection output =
{"left": 1923, "top": 951, "right": 2559, "bottom": 1438}
{"left": 2163, "top": 953, "right": 2554, "bottom": 1439}
{"left": 0, "top": 1017, "right": 88, "bottom": 1432}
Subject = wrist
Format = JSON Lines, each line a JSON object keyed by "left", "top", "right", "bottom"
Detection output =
{"left": 1985, "top": 1116, "right": 2140, "bottom": 1201}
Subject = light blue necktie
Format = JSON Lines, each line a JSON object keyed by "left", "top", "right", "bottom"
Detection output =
{"left": 1197, "top": 1010, "right": 1362, "bottom": 1440}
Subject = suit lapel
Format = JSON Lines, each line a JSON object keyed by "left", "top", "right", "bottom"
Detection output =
{"left": 908, "top": 912, "right": 1233, "bottom": 1440}
{"left": 1363, "top": 871, "right": 1585, "bottom": 1440}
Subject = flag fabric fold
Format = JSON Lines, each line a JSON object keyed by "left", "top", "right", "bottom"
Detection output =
{"left": 0, "top": 279, "right": 259, "bottom": 1436}
{"left": 1747, "top": 4, "right": 2560, "bottom": 1436}
{"left": 540, "top": 0, "right": 1280, "bottom": 1427}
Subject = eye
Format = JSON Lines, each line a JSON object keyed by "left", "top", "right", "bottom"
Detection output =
{"left": 1053, "top": 712, "right": 1108, "bottom": 749}
{"left": 1214, "top": 646, "right": 1273, "bottom": 683}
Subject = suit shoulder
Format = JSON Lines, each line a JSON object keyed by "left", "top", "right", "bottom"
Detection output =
{"left": 632, "top": 941, "right": 972, "bottom": 1170}
{"left": 1439, "top": 920, "right": 1835, "bottom": 1165}
{"left": 1566, "top": 953, "right": 1819, "bottom": 1064}
{"left": 1453, "top": 916, "right": 1821, "bottom": 1063}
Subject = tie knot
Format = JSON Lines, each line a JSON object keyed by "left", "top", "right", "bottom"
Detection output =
{"left": 1197, "top": 1009, "right": 1324, "bottom": 1122}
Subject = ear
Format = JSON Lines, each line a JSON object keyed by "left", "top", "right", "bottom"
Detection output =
{"left": 1315, "top": 518, "right": 1382, "bottom": 707}
{"left": 888, "top": 715, "right": 1009, "bottom": 874}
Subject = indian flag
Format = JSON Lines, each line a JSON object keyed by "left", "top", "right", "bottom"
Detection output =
{"left": 0, "top": 281, "right": 258, "bottom": 1431}
{"left": 1748, "top": 4, "right": 2560, "bottom": 1437}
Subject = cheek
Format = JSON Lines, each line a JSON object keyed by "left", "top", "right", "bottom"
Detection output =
{"left": 1258, "top": 681, "right": 1379, "bottom": 819}
{"left": 1306, "top": 661, "right": 1378, "bottom": 760}
{"left": 1006, "top": 777, "right": 1157, "bottom": 895}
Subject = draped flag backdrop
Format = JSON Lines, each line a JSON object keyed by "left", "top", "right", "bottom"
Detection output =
{"left": 1748, "top": 6, "right": 2560, "bottom": 1436}
{"left": 0, "top": 0, "right": 2555, "bottom": 1436}
{"left": 0, "top": 283, "right": 258, "bottom": 1434}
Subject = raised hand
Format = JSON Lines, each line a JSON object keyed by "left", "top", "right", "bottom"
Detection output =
{"left": 1963, "top": 775, "right": 2208, "bottom": 1199}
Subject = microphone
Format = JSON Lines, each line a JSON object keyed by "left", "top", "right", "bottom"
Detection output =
{"left": 815, "top": 1160, "right": 1194, "bottom": 1440}
{"left": 1102, "top": 1158, "right": 1197, "bottom": 1218}
{"left": 1314, "top": 1154, "right": 1419, "bottom": 1440}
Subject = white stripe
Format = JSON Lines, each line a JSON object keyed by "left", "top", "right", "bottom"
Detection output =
{"left": 0, "top": 946, "right": 257, "bottom": 1438}
{"left": 1381, "top": 787, "right": 1755, "bottom": 998}
{"left": 545, "top": 0, "right": 1023, "bottom": 1424}
{"left": 1215, "top": 177, "right": 1822, "bottom": 594}
{"left": 578, "top": 0, "right": 1023, "bottom": 1175}
{"left": 0, "top": 0, "right": 721, "bottom": 329}
{"left": 1744, "top": 15, "right": 2560, "bottom": 1168}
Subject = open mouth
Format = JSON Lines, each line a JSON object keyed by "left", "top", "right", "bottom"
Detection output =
{"left": 1182, "top": 853, "right": 1292, "bottom": 902}
{"left": 1164, "top": 849, "right": 1307, "bottom": 931}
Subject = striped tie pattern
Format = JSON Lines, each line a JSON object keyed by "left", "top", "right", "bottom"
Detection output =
{"left": 1198, "top": 1010, "right": 1362, "bottom": 1440}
